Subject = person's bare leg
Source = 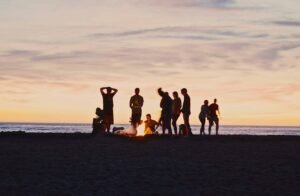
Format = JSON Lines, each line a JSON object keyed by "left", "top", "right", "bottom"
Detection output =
{"left": 208, "top": 121, "right": 212, "bottom": 135}
{"left": 172, "top": 116, "right": 178, "bottom": 135}
{"left": 107, "top": 124, "right": 111, "bottom": 133}
{"left": 215, "top": 119, "right": 219, "bottom": 135}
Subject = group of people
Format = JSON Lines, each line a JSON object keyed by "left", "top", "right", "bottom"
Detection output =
{"left": 93, "top": 86, "right": 220, "bottom": 136}
{"left": 199, "top": 98, "right": 220, "bottom": 135}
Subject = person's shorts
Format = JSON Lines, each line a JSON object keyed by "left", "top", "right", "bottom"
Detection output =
{"left": 131, "top": 113, "right": 142, "bottom": 124}
{"left": 208, "top": 115, "right": 219, "bottom": 124}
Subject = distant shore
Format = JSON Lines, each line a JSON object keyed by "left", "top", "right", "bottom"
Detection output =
{"left": 0, "top": 133, "right": 299, "bottom": 195}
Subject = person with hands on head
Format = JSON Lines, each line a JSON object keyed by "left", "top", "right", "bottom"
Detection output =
{"left": 100, "top": 86, "right": 118, "bottom": 133}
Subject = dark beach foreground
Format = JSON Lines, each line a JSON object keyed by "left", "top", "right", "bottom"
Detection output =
{"left": 0, "top": 133, "right": 299, "bottom": 195}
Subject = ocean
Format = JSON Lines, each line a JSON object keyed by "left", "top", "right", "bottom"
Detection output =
{"left": 0, "top": 123, "right": 300, "bottom": 136}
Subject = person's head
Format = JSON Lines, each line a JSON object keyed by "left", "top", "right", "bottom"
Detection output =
{"left": 107, "top": 87, "right": 112, "bottom": 94}
{"left": 214, "top": 98, "right": 217, "bottom": 103}
{"left": 135, "top": 88, "right": 140, "bottom": 95}
{"left": 146, "top": 114, "right": 152, "bottom": 121}
{"left": 173, "top": 91, "right": 178, "bottom": 98}
{"left": 181, "top": 88, "right": 187, "bottom": 95}
{"left": 204, "top": 100, "right": 209, "bottom": 105}
{"left": 95, "top": 107, "right": 102, "bottom": 116}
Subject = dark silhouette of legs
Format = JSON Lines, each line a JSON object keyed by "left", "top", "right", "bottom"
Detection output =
{"left": 172, "top": 114, "right": 179, "bottom": 135}
{"left": 200, "top": 118, "right": 206, "bottom": 135}
{"left": 183, "top": 114, "right": 192, "bottom": 136}
{"left": 165, "top": 116, "right": 172, "bottom": 135}
{"left": 161, "top": 115, "right": 172, "bottom": 135}
{"left": 106, "top": 123, "right": 111, "bottom": 133}
{"left": 215, "top": 118, "right": 219, "bottom": 135}
{"left": 208, "top": 117, "right": 219, "bottom": 135}
{"left": 208, "top": 120, "right": 213, "bottom": 135}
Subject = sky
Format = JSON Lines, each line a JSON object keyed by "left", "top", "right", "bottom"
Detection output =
{"left": 0, "top": 0, "right": 300, "bottom": 125}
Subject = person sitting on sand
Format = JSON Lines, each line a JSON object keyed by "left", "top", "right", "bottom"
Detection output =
{"left": 92, "top": 107, "right": 105, "bottom": 134}
{"left": 208, "top": 98, "right": 220, "bottom": 135}
{"left": 112, "top": 124, "right": 137, "bottom": 137}
{"left": 144, "top": 114, "right": 159, "bottom": 135}
{"left": 199, "top": 100, "right": 209, "bottom": 135}
{"left": 100, "top": 86, "right": 118, "bottom": 133}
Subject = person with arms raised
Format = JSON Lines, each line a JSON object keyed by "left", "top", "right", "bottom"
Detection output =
{"left": 100, "top": 86, "right": 118, "bottom": 133}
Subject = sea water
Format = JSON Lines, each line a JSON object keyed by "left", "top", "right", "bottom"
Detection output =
{"left": 0, "top": 123, "right": 300, "bottom": 136}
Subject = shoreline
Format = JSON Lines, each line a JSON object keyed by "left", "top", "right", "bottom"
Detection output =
{"left": 1, "top": 131, "right": 300, "bottom": 139}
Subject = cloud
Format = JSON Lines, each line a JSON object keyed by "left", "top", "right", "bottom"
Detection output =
{"left": 89, "top": 27, "right": 172, "bottom": 38}
{"left": 273, "top": 21, "right": 300, "bottom": 27}
{"left": 256, "top": 43, "right": 300, "bottom": 68}
{"left": 0, "top": 50, "right": 40, "bottom": 57}
{"left": 89, "top": 26, "right": 268, "bottom": 41}
{"left": 31, "top": 51, "right": 95, "bottom": 62}
{"left": 131, "top": 0, "right": 234, "bottom": 8}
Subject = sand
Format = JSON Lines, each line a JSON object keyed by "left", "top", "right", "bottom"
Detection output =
{"left": 0, "top": 133, "right": 299, "bottom": 195}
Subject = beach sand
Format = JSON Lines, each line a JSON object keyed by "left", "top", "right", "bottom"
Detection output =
{"left": 0, "top": 133, "right": 299, "bottom": 195}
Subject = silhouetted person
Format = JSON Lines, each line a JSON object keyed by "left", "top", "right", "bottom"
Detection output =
{"left": 144, "top": 114, "right": 159, "bottom": 135}
{"left": 92, "top": 107, "right": 105, "bottom": 134}
{"left": 199, "top": 100, "right": 209, "bottom": 135}
{"left": 100, "top": 86, "right": 118, "bottom": 133}
{"left": 208, "top": 98, "right": 220, "bottom": 135}
{"left": 158, "top": 88, "right": 173, "bottom": 135}
{"left": 181, "top": 88, "right": 192, "bottom": 136}
{"left": 129, "top": 88, "right": 144, "bottom": 126}
{"left": 172, "top": 91, "right": 181, "bottom": 135}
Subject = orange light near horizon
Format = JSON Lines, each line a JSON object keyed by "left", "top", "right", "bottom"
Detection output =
{"left": 137, "top": 122, "right": 145, "bottom": 136}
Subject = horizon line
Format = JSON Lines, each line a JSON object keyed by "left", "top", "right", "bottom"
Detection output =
{"left": 1, "top": 121, "right": 300, "bottom": 128}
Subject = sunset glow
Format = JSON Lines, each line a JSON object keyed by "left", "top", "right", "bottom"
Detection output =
{"left": 1, "top": 0, "right": 300, "bottom": 125}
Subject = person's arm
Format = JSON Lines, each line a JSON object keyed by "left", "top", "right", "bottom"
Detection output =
{"left": 111, "top": 88, "right": 118, "bottom": 96}
{"left": 217, "top": 106, "right": 221, "bottom": 117}
{"left": 141, "top": 96, "right": 144, "bottom": 107}
{"left": 181, "top": 99, "right": 186, "bottom": 113}
{"left": 178, "top": 99, "right": 182, "bottom": 115}
{"left": 100, "top": 87, "right": 107, "bottom": 95}
{"left": 129, "top": 97, "right": 133, "bottom": 109}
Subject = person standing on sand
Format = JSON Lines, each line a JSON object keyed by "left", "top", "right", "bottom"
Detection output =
{"left": 100, "top": 86, "right": 118, "bottom": 133}
{"left": 171, "top": 91, "right": 181, "bottom": 135}
{"left": 158, "top": 88, "right": 173, "bottom": 135}
{"left": 199, "top": 100, "right": 209, "bottom": 135}
{"left": 129, "top": 88, "right": 144, "bottom": 126}
{"left": 181, "top": 88, "right": 193, "bottom": 136}
{"left": 208, "top": 98, "right": 220, "bottom": 135}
